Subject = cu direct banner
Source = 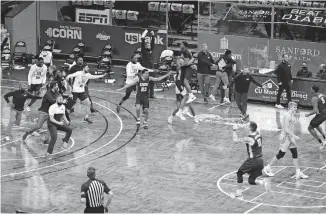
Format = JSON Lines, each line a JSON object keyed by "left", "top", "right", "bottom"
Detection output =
{"left": 40, "top": 20, "right": 167, "bottom": 61}
{"left": 247, "top": 75, "right": 326, "bottom": 107}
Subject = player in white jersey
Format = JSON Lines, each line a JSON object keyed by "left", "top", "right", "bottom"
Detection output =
{"left": 263, "top": 102, "right": 308, "bottom": 179}
{"left": 39, "top": 45, "right": 53, "bottom": 67}
{"left": 26, "top": 57, "right": 47, "bottom": 112}
{"left": 116, "top": 54, "right": 152, "bottom": 113}
{"left": 66, "top": 64, "right": 107, "bottom": 124}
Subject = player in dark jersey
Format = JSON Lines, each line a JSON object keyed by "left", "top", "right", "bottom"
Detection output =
{"left": 305, "top": 85, "right": 326, "bottom": 150}
{"left": 117, "top": 69, "right": 172, "bottom": 128}
{"left": 232, "top": 121, "right": 270, "bottom": 198}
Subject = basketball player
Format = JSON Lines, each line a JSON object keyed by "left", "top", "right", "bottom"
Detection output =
{"left": 168, "top": 75, "right": 198, "bottom": 124}
{"left": 116, "top": 54, "right": 153, "bottom": 113}
{"left": 117, "top": 69, "right": 172, "bottom": 128}
{"left": 305, "top": 85, "right": 326, "bottom": 150}
{"left": 232, "top": 122, "right": 270, "bottom": 197}
{"left": 26, "top": 57, "right": 47, "bottom": 111}
{"left": 66, "top": 64, "right": 107, "bottom": 124}
{"left": 178, "top": 41, "right": 197, "bottom": 104}
{"left": 263, "top": 102, "right": 308, "bottom": 179}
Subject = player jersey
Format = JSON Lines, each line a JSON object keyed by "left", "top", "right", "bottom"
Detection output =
{"left": 246, "top": 133, "right": 262, "bottom": 159}
{"left": 126, "top": 62, "right": 145, "bottom": 84}
{"left": 316, "top": 93, "right": 326, "bottom": 114}
{"left": 28, "top": 64, "right": 47, "bottom": 85}
{"left": 280, "top": 112, "right": 295, "bottom": 139}
{"left": 136, "top": 76, "right": 150, "bottom": 97}
{"left": 72, "top": 71, "right": 91, "bottom": 93}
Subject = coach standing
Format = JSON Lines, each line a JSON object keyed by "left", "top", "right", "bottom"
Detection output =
{"left": 275, "top": 54, "right": 293, "bottom": 109}
{"left": 197, "top": 43, "right": 214, "bottom": 103}
{"left": 229, "top": 67, "right": 262, "bottom": 120}
{"left": 140, "top": 29, "right": 155, "bottom": 98}
{"left": 81, "top": 167, "right": 113, "bottom": 213}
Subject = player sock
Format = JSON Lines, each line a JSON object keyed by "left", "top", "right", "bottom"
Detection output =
{"left": 255, "top": 179, "right": 263, "bottom": 185}
{"left": 319, "top": 139, "right": 322, "bottom": 144}
{"left": 296, "top": 169, "right": 301, "bottom": 174}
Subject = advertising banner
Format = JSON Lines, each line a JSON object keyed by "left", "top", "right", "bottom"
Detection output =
{"left": 198, "top": 33, "right": 269, "bottom": 69}
{"left": 76, "top": 8, "right": 111, "bottom": 25}
{"left": 199, "top": 33, "right": 326, "bottom": 76}
{"left": 248, "top": 75, "right": 326, "bottom": 107}
{"left": 281, "top": 8, "right": 326, "bottom": 27}
{"left": 268, "top": 39, "right": 326, "bottom": 77}
{"left": 40, "top": 20, "right": 166, "bottom": 61}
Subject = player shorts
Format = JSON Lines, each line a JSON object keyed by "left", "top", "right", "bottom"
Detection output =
{"left": 181, "top": 67, "right": 194, "bottom": 81}
{"left": 72, "top": 92, "right": 88, "bottom": 102}
{"left": 135, "top": 96, "right": 149, "bottom": 109}
{"left": 126, "top": 85, "right": 137, "bottom": 94}
{"left": 175, "top": 84, "right": 187, "bottom": 102}
{"left": 239, "top": 158, "right": 264, "bottom": 178}
{"left": 310, "top": 113, "right": 326, "bottom": 128}
{"left": 279, "top": 134, "right": 297, "bottom": 152}
{"left": 29, "top": 84, "right": 42, "bottom": 93}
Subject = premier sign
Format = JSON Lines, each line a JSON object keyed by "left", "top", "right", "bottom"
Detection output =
{"left": 76, "top": 9, "right": 111, "bottom": 25}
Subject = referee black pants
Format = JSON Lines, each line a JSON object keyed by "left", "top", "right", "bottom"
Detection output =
{"left": 47, "top": 122, "right": 72, "bottom": 154}
{"left": 84, "top": 206, "right": 104, "bottom": 213}
{"left": 276, "top": 82, "right": 292, "bottom": 105}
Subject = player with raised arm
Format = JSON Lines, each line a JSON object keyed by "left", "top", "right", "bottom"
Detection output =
{"left": 263, "top": 102, "right": 308, "bottom": 179}
{"left": 305, "top": 85, "right": 326, "bottom": 150}
{"left": 116, "top": 54, "right": 153, "bottom": 113}
{"left": 232, "top": 122, "right": 270, "bottom": 197}
{"left": 66, "top": 64, "right": 107, "bottom": 124}
{"left": 117, "top": 69, "right": 172, "bottom": 129}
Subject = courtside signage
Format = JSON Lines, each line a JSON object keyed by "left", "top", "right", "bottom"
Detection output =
{"left": 125, "top": 33, "right": 164, "bottom": 45}
{"left": 76, "top": 8, "right": 111, "bottom": 25}
{"left": 45, "top": 25, "right": 82, "bottom": 40}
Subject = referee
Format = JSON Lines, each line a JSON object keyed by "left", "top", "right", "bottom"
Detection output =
{"left": 81, "top": 167, "right": 113, "bottom": 213}
{"left": 275, "top": 54, "right": 293, "bottom": 109}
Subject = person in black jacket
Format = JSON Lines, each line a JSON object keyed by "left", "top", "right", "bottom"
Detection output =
{"left": 275, "top": 54, "right": 293, "bottom": 109}
{"left": 3, "top": 83, "right": 42, "bottom": 141}
{"left": 140, "top": 29, "right": 155, "bottom": 98}
{"left": 197, "top": 43, "right": 214, "bottom": 103}
{"left": 229, "top": 67, "right": 262, "bottom": 120}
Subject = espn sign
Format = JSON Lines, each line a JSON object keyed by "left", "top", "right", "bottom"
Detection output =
{"left": 76, "top": 8, "right": 111, "bottom": 25}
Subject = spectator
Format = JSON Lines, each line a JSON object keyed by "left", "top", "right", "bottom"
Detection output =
{"left": 296, "top": 62, "right": 312, "bottom": 78}
{"left": 197, "top": 43, "right": 214, "bottom": 103}
{"left": 274, "top": 54, "right": 293, "bottom": 109}
{"left": 317, "top": 64, "right": 326, "bottom": 80}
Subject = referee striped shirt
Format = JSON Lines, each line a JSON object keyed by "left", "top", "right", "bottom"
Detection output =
{"left": 81, "top": 178, "right": 110, "bottom": 208}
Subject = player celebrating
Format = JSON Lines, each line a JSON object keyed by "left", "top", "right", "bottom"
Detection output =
{"left": 26, "top": 57, "right": 47, "bottom": 111}
{"left": 117, "top": 69, "right": 172, "bottom": 128}
{"left": 232, "top": 122, "right": 270, "bottom": 197}
{"left": 66, "top": 64, "right": 107, "bottom": 124}
{"left": 116, "top": 54, "right": 153, "bottom": 113}
{"left": 168, "top": 74, "right": 197, "bottom": 124}
{"left": 22, "top": 82, "right": 59, "bottom": 143}
{"left": 45, "top": 95, "right": 72, "bottom": 157}
{"left": 305, "top": 85, "right": 326, "bottom": 150}
{"left": 263, "top": 102, "right": 308, "bottom": 179}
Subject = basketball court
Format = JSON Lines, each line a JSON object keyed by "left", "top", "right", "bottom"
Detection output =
{"left": 1, "top": 80, "right": 326, "bottom": 213}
